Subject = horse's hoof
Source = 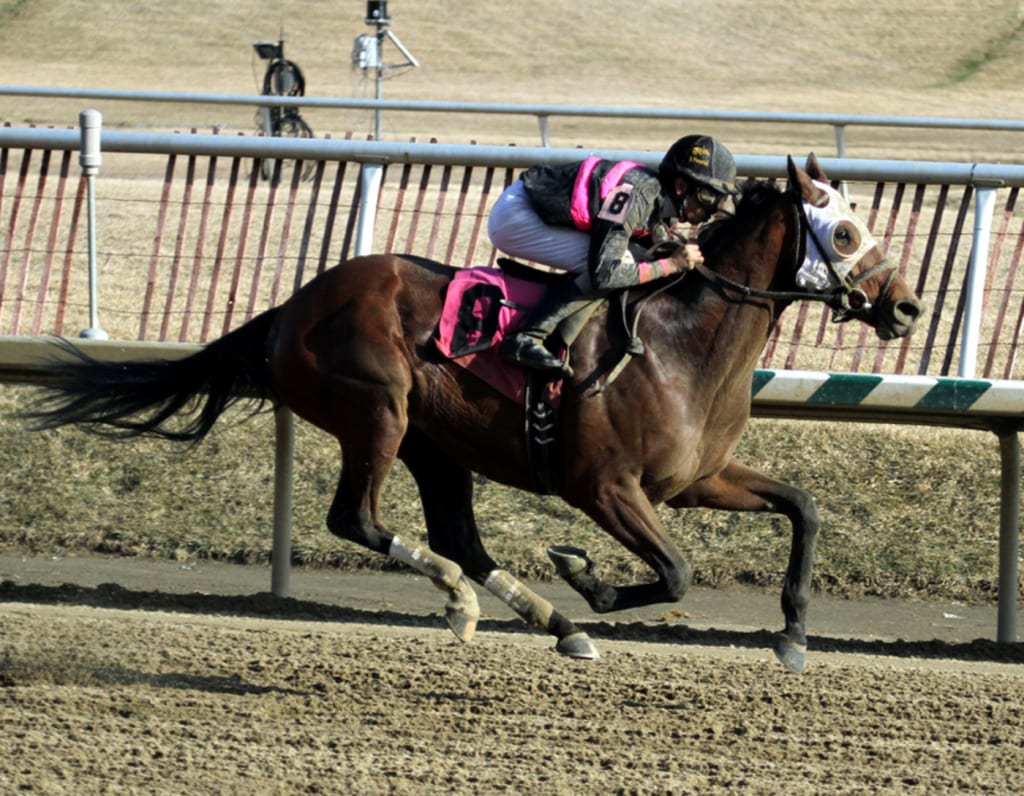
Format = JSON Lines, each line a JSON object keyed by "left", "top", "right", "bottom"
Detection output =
{"left": 444, "top": 575, "right": 480, "bottom": 643}
{"left": 445, "top": 610, "right": 477, "bottom": 644}
{"left": 773, "top": 633, "right": 807, "bottom": 674}
{"left": 556, "top": 631, "right": 600, "bottom": 660}
{"left": 547, "top": 545, "right": 591, "bottom": 579}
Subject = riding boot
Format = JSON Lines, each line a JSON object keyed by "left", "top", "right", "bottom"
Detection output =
{"left": 501, "top": 276, "right": 598, "bottom": 378}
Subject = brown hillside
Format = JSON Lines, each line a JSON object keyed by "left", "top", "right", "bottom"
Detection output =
{"left": 1, "top": 0, "right": 1023, "bottom": 159}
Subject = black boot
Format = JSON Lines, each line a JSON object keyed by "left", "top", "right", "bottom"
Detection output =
{"left": 501, "top": 277, "right": 600, "bottom": 378}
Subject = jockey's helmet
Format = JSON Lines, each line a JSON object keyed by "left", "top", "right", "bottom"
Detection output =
{"left": 659, "top": 135, "right": 738, "bottom": 196}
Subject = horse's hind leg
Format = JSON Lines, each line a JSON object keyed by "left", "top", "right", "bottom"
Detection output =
{"left": 323, "top": 391, "right": 479, "bottom": 642}
{"left": 399, "top": 427, "right": 599, "bottom": 659}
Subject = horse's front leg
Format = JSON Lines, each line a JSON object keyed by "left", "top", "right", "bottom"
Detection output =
{"left": 552, "top": 476, "right": 694, "bottom": 613}
{"left": 668, "top": 457, "right": 820, "bottom": 673}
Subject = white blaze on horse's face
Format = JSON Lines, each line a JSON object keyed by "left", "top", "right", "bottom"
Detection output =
{"left": 795, "top": 180, "right": 879, "bottom": 292}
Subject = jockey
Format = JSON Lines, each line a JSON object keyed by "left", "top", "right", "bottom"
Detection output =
{"left": 488, "top": 134, "right": 739, "bottom": 377}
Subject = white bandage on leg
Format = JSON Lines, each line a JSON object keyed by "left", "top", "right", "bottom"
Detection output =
{"left": 484, "top": 568, "right": 554, "bottom": 631}
{"left": 388, "top": 535, "right": 424, "bottom": 568}
{"left": 389, "top": 535, "right": 464, "bottom": 590}
{"left": 389, "top": 536, "right": 480, "bottom": 642}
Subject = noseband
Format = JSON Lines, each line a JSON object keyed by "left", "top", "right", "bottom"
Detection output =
{"left": 694, "top": 192, "right": 897, "bottom": 322}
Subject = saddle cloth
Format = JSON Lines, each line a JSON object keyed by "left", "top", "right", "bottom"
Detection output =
{"left": 436, "top": 266, "right": 563, "bottom": 404}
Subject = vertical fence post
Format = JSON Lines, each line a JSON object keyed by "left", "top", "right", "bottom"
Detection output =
{"left": 997, "top": 426, "right": 1021, "bottom": 642}
{"left": 271, "top": 406, "right": 295, "bottom": 598}
{"left": 537, "top": 115, "right": 550, "bottom": 147}
{"left": 355, "top": 162, "right": 384, "bottom": 256}
{"left": 960, "top": 182, "right": 999, "bottom": 377}
{"left": 832, "top": 123, "right": 849, "bottom": 202}
{"left": 78, "top": 109, "right": 107, "bottom": 340}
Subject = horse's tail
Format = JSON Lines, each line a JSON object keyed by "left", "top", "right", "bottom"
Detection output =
{"left": 21, "top": 308, "right": 281, "bottom": 443}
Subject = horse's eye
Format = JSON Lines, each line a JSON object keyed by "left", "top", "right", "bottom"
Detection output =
{"left": 832, "top": 223, "right": 860, "bottom": 255}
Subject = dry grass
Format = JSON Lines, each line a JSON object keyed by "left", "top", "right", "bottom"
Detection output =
{"left": 0, "top": 1, "right": 1021, "bottom": 603}
{"left": 0, "top": 386, "right": 1008, "bottom": 604}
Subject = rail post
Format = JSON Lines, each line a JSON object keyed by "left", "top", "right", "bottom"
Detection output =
{"left": 78, "top": 109, "right": 108, "bottom": 340}
{"left": 271, "top": 406, "right": 295, "bottom": 598}
{"left": 961, "top": 182, "right": 1000, "bottom": 377}
{"left": 832, "top": 123, "right": 850, "bottom": 201}
{"left": 355, "top": 162, "right": 384, "bottom": 255}
{"left": 996, "top": 425, "right": 1021, "bottom": 642}
{"left": 537, "top": 114, "right": 550, "bottom": 147}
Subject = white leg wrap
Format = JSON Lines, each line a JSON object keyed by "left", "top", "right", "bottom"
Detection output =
{"left": 389, "top": 536, "right": 479, "bottom": 642}
{"left": 388, "top": 535, "right": 462, "bottom": 588}
{"left": 484, "top": 568, "right": 555, "bottom": 631}
{"left": 388, "top": 534, "right": 424, "bottom": 568}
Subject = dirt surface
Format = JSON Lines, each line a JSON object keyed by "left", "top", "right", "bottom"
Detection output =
{"left": 2, "top": 555, "right": 1024, "bottom": 794}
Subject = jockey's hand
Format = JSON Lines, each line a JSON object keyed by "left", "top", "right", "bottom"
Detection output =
{"left": 673, "top": 239, "right": 704, "bottom": 270}
{"left": 638, "top": 239, "right": 704, "bottom": 283}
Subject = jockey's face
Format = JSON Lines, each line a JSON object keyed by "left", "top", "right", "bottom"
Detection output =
{"left": 675, "top": 178, "right": 721, "bottom": 224}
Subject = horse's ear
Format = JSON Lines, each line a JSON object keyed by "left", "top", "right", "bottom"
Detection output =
{"left": 786, "top": 155, "right": 805, "bottom": 196}
{"left": 786, "top": 155, "right": 821, "bottom": 203}
{"left": 805, "top": 152, "right": 828, "bottom": 183}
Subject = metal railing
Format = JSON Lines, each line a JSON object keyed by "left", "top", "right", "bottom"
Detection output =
{"left": 4, "top": 84, "right": 1024, "bottom": 152}
{"left": 0, "top": 122, "right": 1021, "bottom": 640}
{"left": 4, "top": 124, "right": 1024, "bottom": 378}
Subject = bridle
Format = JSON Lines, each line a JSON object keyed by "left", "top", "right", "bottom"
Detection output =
{"left": 692, "top": 188, "right": 898, "bottom": 323}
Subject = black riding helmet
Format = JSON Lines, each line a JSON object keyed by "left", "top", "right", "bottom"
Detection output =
{"left": 659, "top": 135, "right": 739, "bottom": 197}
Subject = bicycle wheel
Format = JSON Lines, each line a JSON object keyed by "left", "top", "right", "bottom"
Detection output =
{"left": 263, "top": 113, "right": 315, "bottom": 183}
{"left": 262, "top": 59, "right": 306, "bottom": 97}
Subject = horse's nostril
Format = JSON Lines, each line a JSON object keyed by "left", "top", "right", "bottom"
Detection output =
{"left": 895, "top": 299, "right": 923, "bottom": 324}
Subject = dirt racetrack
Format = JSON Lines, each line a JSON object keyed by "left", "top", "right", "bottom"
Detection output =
{"left": 2, "top": 560, "right": 1024, "bottom": 795}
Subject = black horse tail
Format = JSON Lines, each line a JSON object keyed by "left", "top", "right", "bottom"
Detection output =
{"left": 20, "top": 308, "right": 282, "bottom": 443}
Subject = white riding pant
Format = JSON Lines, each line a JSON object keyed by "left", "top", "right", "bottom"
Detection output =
{"left": 487, "top": 180, "right": 590, "bottom": 275}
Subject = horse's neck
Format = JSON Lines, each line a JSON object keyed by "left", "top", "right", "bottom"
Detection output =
{"left": 657, "top": 203, "right": 793, "bottom": 375}
{"left": 650, "top": 284, "right": 781, "bottom": 383}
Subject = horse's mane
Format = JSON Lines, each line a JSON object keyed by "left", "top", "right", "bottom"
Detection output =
{"left": 697, "top": 178, "right": 785, "bottom": 261}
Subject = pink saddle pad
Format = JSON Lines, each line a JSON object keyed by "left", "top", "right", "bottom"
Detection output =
{"left": 436, "top": 267, "right": 561, "bottom": 404}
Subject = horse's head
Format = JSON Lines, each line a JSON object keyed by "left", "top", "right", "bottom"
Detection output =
{"left": 786, "top": 154, "right": 923, "bottom": 340}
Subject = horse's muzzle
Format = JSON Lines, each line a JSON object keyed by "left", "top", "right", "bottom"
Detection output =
{"left": 877, "top": 297, "right": 923, "bottom": 340}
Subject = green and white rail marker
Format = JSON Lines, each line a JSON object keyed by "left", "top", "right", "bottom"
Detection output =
{"left": 750, "top": 370, "right": 1024, "bottom": 430}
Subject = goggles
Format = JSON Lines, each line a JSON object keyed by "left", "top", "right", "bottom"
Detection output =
{"left": 691, "top": 186, "right": 721, "bottom": 209}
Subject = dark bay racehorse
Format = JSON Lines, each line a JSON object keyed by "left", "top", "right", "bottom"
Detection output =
{"left": 22, "top": 156, "right": 922, "bottom": 673}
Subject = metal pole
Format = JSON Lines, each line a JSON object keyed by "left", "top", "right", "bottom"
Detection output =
{"left": 270, "top": 406, "right": 295, "bottom": 598}
{"left": 78, "top": 109, "right": 108, "bottom": 340}
{"left": 833, "top": 124, "right": 849, "bottom": 201}
{"left": 832, "top": 123, "right": 846, "bottom": 158}
{"left": 960, "top": 185, "right": 998, "bottom": 377}
{"left": 355, "top": 162, "right": 384, "bottom": 256}
{"left": 538, "top": 115, "right": 550, "bottom": 147}
{"left": 374, "top": 26, "right": 385, "bottom": 140}
{"left": 997, "top": 427, "right": 1021, "bottom": 642}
